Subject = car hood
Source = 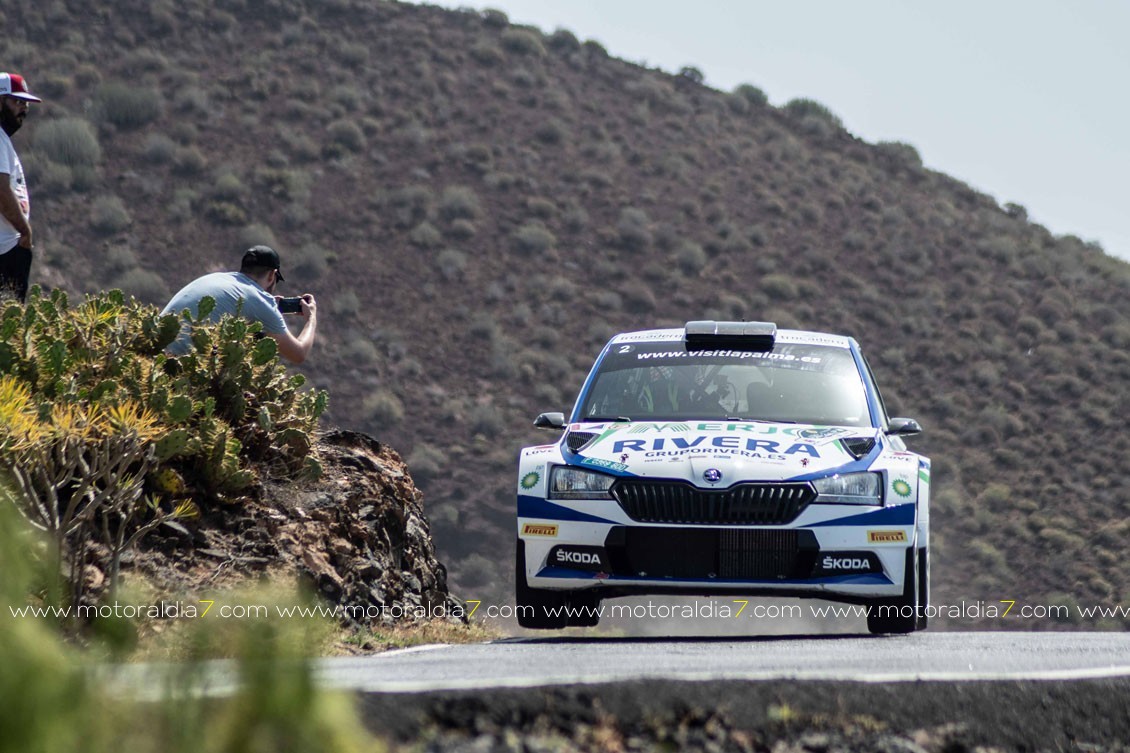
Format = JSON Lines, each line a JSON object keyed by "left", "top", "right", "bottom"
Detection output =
{"left": 563, "top": 420, "right": 881, "bottom": 484}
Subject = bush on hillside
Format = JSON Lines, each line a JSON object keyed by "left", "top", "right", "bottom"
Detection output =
{"left": 511, "top": 222, "right": 556, "bottom": 254}
{"left": 783, "top": 97, "right": 844, "bottom": 129}
{"left": 93, "top": 82, "right": 163, "bottom": 130}
{"left": 501, "top": 28, "right": 546, "bottom": 57}
{"left": 34, "top": 118, "right": 102, "bottom": 168}
{"left": 876, "top": 140, "right": 923, "bottom": 169}
{"left": 89, "top": 195, "right": 131, "bottom": 235}
{"left": 733, "top": 83, "right": 769, "bottom": 106}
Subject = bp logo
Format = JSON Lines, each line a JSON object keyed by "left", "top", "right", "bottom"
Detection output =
{"left": 520, "top": 471, "right": 541, "bottom": 490}
{"left": 892, "top": 479, "right": 913, "bottom": 498}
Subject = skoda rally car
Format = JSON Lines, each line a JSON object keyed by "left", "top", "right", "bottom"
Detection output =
{"left": 516, "top": 321, "right": 930, "bottom": 634}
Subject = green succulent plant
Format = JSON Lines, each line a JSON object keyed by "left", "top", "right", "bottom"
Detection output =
{"left": 0, "top": 287, "right": 328, "bottom": 606}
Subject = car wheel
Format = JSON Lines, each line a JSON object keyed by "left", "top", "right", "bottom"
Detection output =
{"left": 866, "top": 547, "right": 922, "bottom": 635}
{"left": 515, "top": 538, "right": 569, "bottom": 629}
{"left": 566, "top": 591, "right": 602, "bottom": 628}
{"left": 915, "top": 545, "right": 929, "bottom": 631}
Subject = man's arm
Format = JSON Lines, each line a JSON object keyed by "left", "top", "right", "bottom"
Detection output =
{"left": 270, "top": 294, "right": 317, "bottom": 364}
{"left": 0, "top": 176, "right": 31, "bottom": 248}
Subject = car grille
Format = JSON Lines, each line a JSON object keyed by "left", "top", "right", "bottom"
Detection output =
{"left": 611, "top": 480, "right": 815, "bottom": 525}
{"left": 565, "top": 432, "right": 597, "bottom": 453}
{"left": 718, "top": 529, "right": 800, "bottom": 579}
{"left": 605, "top": 527, "right": 816, "bottom": 580}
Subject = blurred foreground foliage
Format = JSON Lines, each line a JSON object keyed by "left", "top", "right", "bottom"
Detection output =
{"left": 0, "top": 496, "right": 384, "bottom": 753}
{"left": 0, "top": 288, "right": 327, "bottom": 606}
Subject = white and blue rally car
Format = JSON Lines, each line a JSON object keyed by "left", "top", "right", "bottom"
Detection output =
{"left": 515, "top": 321, "right": 930, "bottom": 633}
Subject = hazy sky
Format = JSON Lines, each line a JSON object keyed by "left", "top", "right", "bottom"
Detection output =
{"left": 424, "top": 0, "right": 1130, "bottom": 262}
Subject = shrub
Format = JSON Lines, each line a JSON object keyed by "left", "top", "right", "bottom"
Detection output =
{"left": 388, "top": 185, "right": 434, "bottom": 229}
{"left": 675, "top": 240, "right": 707, "bottom": 275}
{"left": 0, "top": 289, "right": 326, "bottom": 601}
{"left": 409, "top": 222, "right": 443, "bottom": 249}
{"left": 549, "top": 28, "right": 580, "bottom": 51}
{"left": 438, "top": 186, "right": 482, "bottom": 221}
{"left": 332, "top": 290, "right": 360, "bottom": 317}
{"left": 783, "top": 97, "right": 843, "bottom": 129}
{"left": 582, "top": 39, "right": 608, "bottom": 57}
{"left": 173, "top": 86, "right": 208, "bottom": 115}
{"left": 238, "top": 223, "right": 278, "bottom": 250}
{"left": 761, "top": 274, "right": 799, "bottom": 299}
{"left": 94, "top": 82, "right": 163, "bottom": 129}
{"left": 468, "top": 403, "right": 503, "bottom": 436}
{"left": 457, "top": 553, "right": 497, "bottom": 588}
{"left": 563, "top": 203, "right": 589, "bottom": 231}
{"left": 734, "top": 83, "right": 768, "bottom": 106}
{"left": 362, "top": 389, "right": 403, "bottom": 426}
{"left": 468, "top": 312, "right": 500, "bottom": 343}
{"left": 173, "top": 146, "right": 207, "bottom": 175}
{"left": 470, "top": 42, "right": 505, "bottom": 66}
{"left": 436, "top": 248, "right": 467, "bottom": 281}
{"left": 335, "top": 41, "right": 369, "bottom": 67}
{"left": 141, "top": 132, "right": 176, "bottom": 164}
{"left": 90, "top": 195, "right": 131, "bottom": 235}
{"left": 406, "top": 443, "right": 445, "bottom": 482}
{"left": 326, "top": 120, "right": 365, "bottom": 153}
{"left": 448, "top": 219, "right": 476, "bottom": 240}
{"left": 621, "top": 280, "right": 657, "bottom": 313}
{"left": 678, "top": 66, "right": 705, "bottom": 84}
{"left": 34, "top": 118, "right": 101, "bottom": 167}
{"left": 113, "top": 268, "right": 168, "bottom": 305}
{"left": 104, "top": 245, "right": 139, "bottom": 275}
{"left": 501, "top": 28, "right": 546, "bottom": 57}
{"left": 33, "top": 160, "right": 74, "bottom": 196}
{"left": 616, "top": 207, "right": 652, "bottom": 252}
{"left": 533, "top": 118, "right": 568, "bottom": 145}
{"left": 526, "top": 197, "right": 556, "bottom": 218}
{"left": 481, "top": 8, "right": 509, "bottom": 27}
{"left": 290, "top": 244, "right": 329, "bottom": 280}
{"left": 121, "top": 48, "right": 169, "bottom": 75}
{"left": 511, "top": 223, "right": 556, "bottom": 254}
{"left": 876, "top": 140, "right": 923, "bottom": 169}
{"left": 329, "top": 84, "right": 361, "bottom": 111}
{"left": 211, "top": 172, "right": 247, "bottom": 202}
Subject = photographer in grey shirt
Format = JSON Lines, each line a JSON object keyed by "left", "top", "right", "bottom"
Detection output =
{"left": 161, "top": 246, "right": 318, "bottom": 363}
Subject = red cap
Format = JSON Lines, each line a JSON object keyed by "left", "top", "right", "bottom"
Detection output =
{"left": 0, "top": 73, "right": 42, "bottom": 103}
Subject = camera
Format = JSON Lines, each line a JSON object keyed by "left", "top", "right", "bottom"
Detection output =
{"left": 276, "top": 296, "right": 304, "bottom": 314}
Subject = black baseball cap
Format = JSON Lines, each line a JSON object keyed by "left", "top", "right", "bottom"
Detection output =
{"left": 241, "top": 245, "right": 284, "bottom": 281}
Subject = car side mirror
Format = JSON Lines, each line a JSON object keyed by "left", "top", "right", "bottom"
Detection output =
{"left": 533, "top": 412, "right": 566, "bottom": 430}
{"left": 887, "top": 417, "right": 923, "bottom": 436}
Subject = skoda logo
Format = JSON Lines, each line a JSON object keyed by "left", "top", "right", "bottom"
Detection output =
{"left": 703, "top": 468, "right": 723, "bottom": 484}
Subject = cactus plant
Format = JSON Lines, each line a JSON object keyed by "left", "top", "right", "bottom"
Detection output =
{"left": 0, "top": 287, "right": 329, "bottom": 606}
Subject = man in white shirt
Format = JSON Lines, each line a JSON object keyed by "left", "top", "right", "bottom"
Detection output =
{"left": 0, "top": 72, "right": 40, "bottom": 303}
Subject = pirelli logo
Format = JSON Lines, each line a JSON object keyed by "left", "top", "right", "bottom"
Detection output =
{"left": 522, "top": 523, "right": 559, "bottom": 537}
{"left": 868, "top": 530, "right": 908, "bottom": 544}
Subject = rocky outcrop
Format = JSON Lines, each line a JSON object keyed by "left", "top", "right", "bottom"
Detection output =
{"left": 132, "top": 429, "right": 462, "bottom": 626}
{"left": 265, "top": 429, "right": 462, "bottom": 624}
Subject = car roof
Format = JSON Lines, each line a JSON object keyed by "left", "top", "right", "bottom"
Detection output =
{"left": 608, "top": 327, "right": 855, "bottom": 349}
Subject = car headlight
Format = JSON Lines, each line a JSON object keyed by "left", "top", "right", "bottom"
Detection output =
{"left": 548, "top": 466, "right": 615, "bottom": 500}
{"left": 813, "top": 472, "right": 882, "bottom": 505}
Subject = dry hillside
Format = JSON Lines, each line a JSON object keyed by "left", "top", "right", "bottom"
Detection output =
{"left": 6, "top": 0, "right": 1129, "bottom": 625}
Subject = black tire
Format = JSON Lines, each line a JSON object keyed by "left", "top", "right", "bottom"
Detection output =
{"left": 915, "top": 546, "right": 929, "bottom": 631}
{"left": 515, "top": 538, "right": 569, "bottom": 629}
{"left": 866, "top": 547, "right": 923, "bottom": 635}
{"left": 566, "top": 591, "right": 602, "bottom": 628}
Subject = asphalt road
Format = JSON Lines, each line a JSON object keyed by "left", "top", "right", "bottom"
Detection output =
{"left": 318, "top": 632, "right": 1130, "bottom": 693}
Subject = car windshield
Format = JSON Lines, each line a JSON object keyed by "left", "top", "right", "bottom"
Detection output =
{"left": 577, "top": 340, "right": 873, "bottom": 427}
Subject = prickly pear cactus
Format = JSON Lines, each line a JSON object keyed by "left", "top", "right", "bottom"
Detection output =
{"left": 1, "top": 287, "right": 328, "bottom": 511}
